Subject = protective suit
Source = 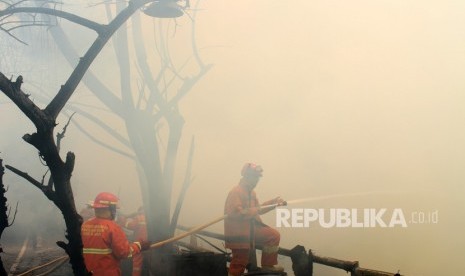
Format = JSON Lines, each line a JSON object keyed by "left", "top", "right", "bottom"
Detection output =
{"left": 224, "top": 163, "right": 283, "bottom": 276}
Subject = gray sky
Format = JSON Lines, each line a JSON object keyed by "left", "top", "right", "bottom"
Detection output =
{"left": 1, "top": 0, "right": 464, "bottom": 275}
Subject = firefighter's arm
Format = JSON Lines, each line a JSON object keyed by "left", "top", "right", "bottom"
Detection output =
{"left": 110, "top": 225, "right": 141, "bottom": 259}
{"left": 262, "top": 196, "right": 286, "bottom": 206}
{"left": 259, "top": 197, "right": 287, "bottom": 215}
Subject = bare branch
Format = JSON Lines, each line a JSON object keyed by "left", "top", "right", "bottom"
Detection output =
{"left": 7, "top": 202, "right": 18, "bottom": 227}
{"left": 0, "top": 73, "right": 53, "bottom": 131}
{"left": 45, "top": 0, "right": 152, "bottom": 119}
{"left": 49, "top": 25, "right": 126, "bottom": 116}
{"left": 38, "top": 112, "right": 76, "bottom": 188}
{"left": 151, "top": 63, "right": 212, "bottom": 123}
{"left": 190, "top": 0, "right": 206, "bottom": 69}
{"left": 164, "top": 21, "right": 185, "bottom": 81}
{"left": 7, "top": 0, "right": 30, "bottom": 9}
{"left": 6, "top": 22, "right": 52, "bottom": 32}
{"left": 0, "top": 7, "right": 105, "bottom": 34}
{"left": 41, "top": 169, "right": 49, "bottom": 185}
{"left": 169, "top": 136, "right": 195, "bottom": 235}
{"left": 87, "top": 0, "right": 119, "bottom": 8}
{"left": 64, "top": 106, "right": 132, "bottom": 149}
{"left": 132, "top": 15, "right": 170, "bottom": 113}
{"left": 0, "top": 17, "right": 54, "bottom": 44}
{"left": 0, "top": 18, "right": 50, "bottom": 27}
{"left": 5, "top": 164, "right": 56, "bottom": 201}
{"left": 0, "top": 25, "right": 28, "bottom": 44}
{"left": 64, "top": 111, "right": 135, "bottom": 159}
{"left": 135, "top": 77, "right": 147, "bottom": 109}
{"left": 111, "top": 1, "right": 135, "bottom": 110}
{"left": 56, "top": 112, "right": 76, "bottom": 153}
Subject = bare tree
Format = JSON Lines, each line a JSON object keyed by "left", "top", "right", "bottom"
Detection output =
{"left": 0, "top": 1, "right": 165, "bottom": 274}
{"left": 46, "top": 1, "right": 212, "bottom": 273}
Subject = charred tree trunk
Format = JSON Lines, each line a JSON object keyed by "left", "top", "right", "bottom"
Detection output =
{"left": 0, "top": 159, "right": 9, "bottom": 276}
{"left": 8, "top": 121, "right": 88, "bottom": 275}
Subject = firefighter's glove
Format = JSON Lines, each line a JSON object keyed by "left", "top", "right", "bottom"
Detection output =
{"left": 275, "top": 197, "right": 287, "bottom": 206}
{"left": 138, "top": 240, "right": 152, "bottom": 251}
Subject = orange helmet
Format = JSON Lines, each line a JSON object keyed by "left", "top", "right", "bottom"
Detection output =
{"left": 91, "top": 192, "right": 119, "bottom": 209}
{"left": 241, "top": 163, "right": 263, "bottom": 177}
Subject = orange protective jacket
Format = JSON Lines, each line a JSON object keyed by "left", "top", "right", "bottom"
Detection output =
{"left": 224, "top": 184, "right": 262, "bottom": 249}
{"left": 82, "top": 217, "right": 141, "bottom": 276}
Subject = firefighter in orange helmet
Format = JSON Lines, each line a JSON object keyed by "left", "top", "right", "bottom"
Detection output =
{"left": 124, "top": 206, "right": 147, "bottom": 276}
{"left": 81, "top": 192, "right": 150, "bottom": 276}
{"left": 224, "top": 163, "right": 286, "bottom": 276}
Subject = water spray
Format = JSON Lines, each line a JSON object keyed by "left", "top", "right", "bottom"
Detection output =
{"left": 259, "top": 190, "right": 407, "bottom": 210}
{"left": 285, "top": 190, "right": 405, "bottom": 205}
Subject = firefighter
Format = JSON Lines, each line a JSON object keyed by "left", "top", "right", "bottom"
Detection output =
{"left": 224, "top": 163, "right": 286, "bottom": 276}
{"left": 124, "top": 206, "right": 147, "bottom": 276}
{"left": 82, "top": 192, "right": 151, "bottom": 276}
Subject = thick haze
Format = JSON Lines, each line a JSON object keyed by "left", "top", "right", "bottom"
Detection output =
{"left": 1, "top": 0, "right": 464, "bottom": 275}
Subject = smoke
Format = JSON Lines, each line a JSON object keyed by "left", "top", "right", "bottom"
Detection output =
{"left": 1, "top": 1, "right": 464, "bottom": 275}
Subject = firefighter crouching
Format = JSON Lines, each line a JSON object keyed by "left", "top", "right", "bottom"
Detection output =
{"left": 82, "top": 192, "right": 151, "bottom": 276}
{"left": 224, "top": 163, "right": 286, "bottom": 276}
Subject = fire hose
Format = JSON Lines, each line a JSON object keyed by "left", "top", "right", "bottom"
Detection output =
{"left": 149, "top": 190, "right": 406, "bottom": 248}
{"left": 149, "top": 192, "right": 384, "bottom": 248}
{"left": 15, "top": 191, "right": 400, "bottom": 274}
{"left": 15, "top": 255, "right": 69, "bottom": 276}
{"left": 148, "top": 202, "right": 281, "bottom": 249}
{"left": 11, "top": 203, "right": 278, "bottom": 275}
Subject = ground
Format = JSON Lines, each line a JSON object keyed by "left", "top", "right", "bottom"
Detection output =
{"left": 1, "top": 234, "right": 72, "bottom": 275}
